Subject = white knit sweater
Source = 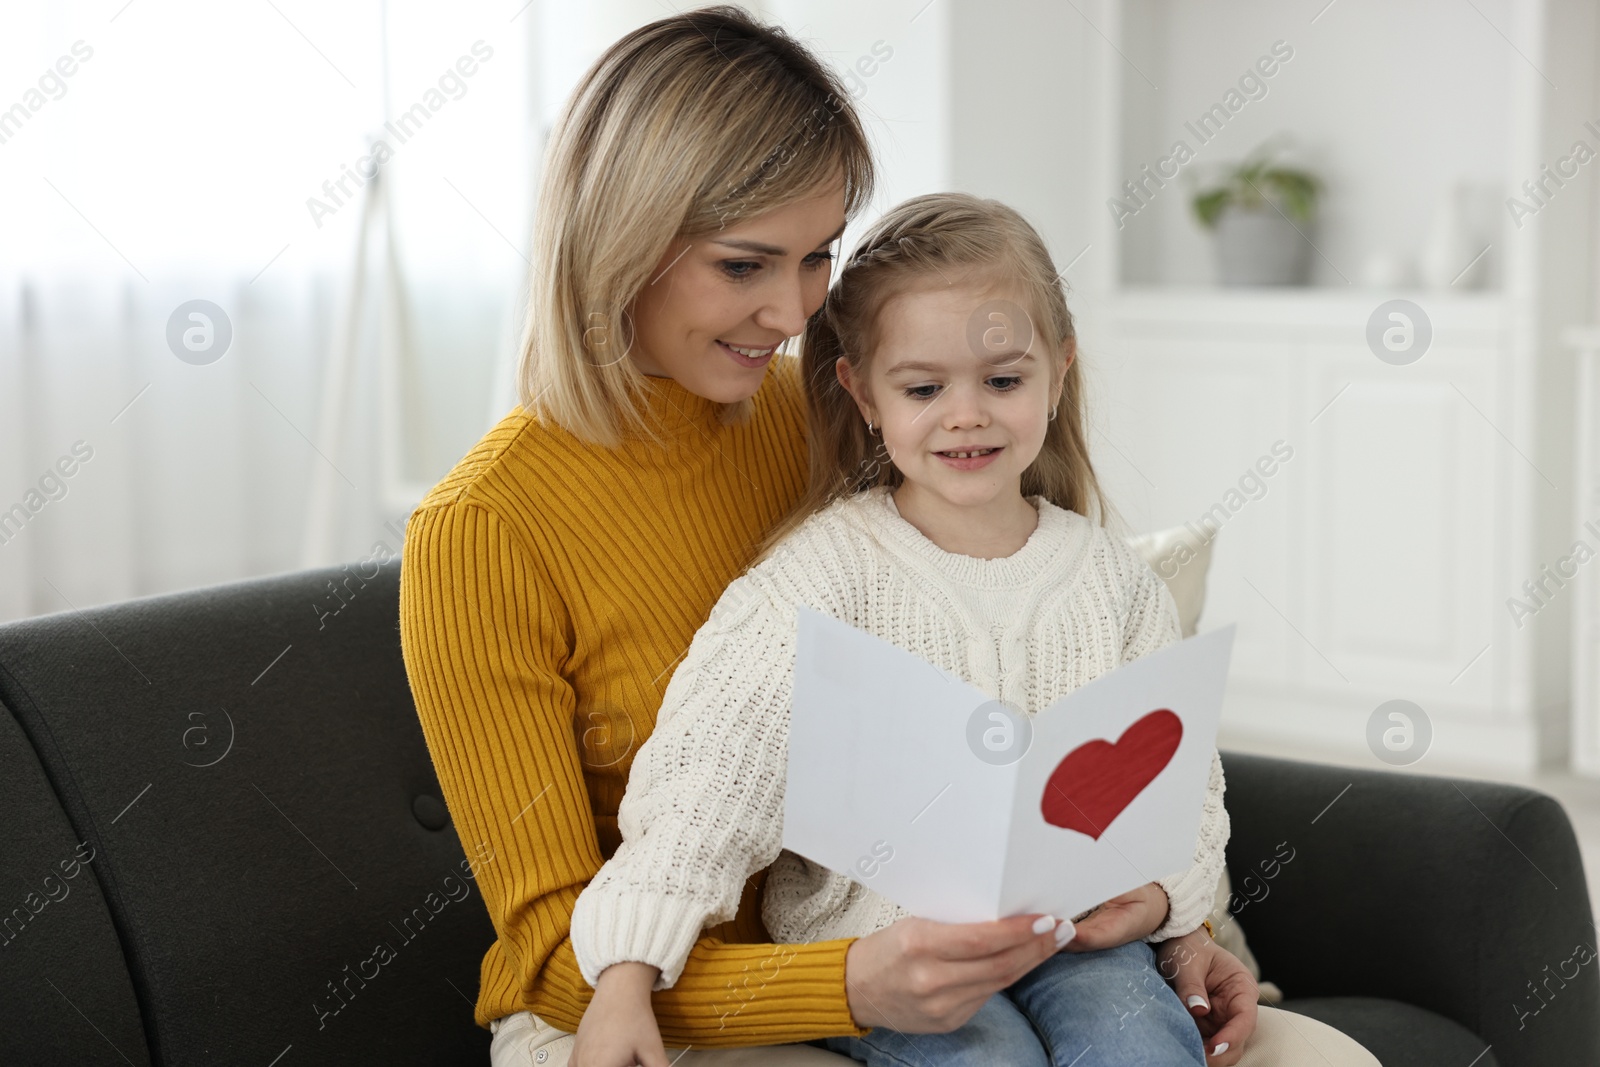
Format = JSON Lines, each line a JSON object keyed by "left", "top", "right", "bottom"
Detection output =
{"left": 569, "top": 487, "right": 1229, "bottom": 990}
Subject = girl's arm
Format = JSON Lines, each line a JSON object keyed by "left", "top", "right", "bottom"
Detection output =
{"left": 574, "top": 961, "right": 671, "bottom": 1067}
{"left": 570, "top": 578, "right": 799, "bottom": 990}
{"left": 1115, "top": 543, "right": 1231, "bottom": 943}
{"left": 1145, "top": 750, "right": 1229, "bottom": 942}
{"left": 399, "top": 500, "right": 868, "bottom": 1047}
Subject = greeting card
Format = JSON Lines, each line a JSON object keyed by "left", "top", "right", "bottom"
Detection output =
{"left": 782, "top": 607, "right": 1236, "bottom": 923}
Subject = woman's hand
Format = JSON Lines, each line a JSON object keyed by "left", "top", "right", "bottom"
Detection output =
{"left": 1058, "top": 882, "right": 1170, "bottom": 951}
{"left": 844, "top": 912, "right": 1071, "bottom": 1032}
{"left": 1155, "top": 929, "right": 1259, "bottom": 1065}
{"left": 571, "top": 962, "right": 669, "bottom": 1067}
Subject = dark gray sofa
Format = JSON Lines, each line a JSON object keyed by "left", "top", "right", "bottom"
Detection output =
{"left": 0, "top": 562, "right": 1593, "bottom": 1064}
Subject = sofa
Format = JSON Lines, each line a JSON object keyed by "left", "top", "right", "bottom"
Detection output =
{"left": 0, "top": 561, "right": 1594, "bottom": 1065}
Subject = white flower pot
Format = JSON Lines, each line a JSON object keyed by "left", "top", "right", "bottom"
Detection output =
{"left": 1212, "top": 207, "right": 1312, "bottom": 286}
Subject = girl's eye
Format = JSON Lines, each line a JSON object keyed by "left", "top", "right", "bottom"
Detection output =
{"left": 903, "top": 377, "right": 1022, "bottom": 401}
{"left": 802, "top": 249, "right": 835, "bottom": 270}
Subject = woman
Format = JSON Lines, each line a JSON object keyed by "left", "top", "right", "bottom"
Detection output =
{"left": 397, "top": 7, "right": 1378, "bottom": 1066}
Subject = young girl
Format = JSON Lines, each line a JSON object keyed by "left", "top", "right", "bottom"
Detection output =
{"left": 568, "top": 193, "right": 1229, "bottom": 1067}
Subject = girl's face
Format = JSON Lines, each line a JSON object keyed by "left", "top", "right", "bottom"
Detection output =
{"left": 839, "top": 281, "right": 1067, "bottom": 516}
{"left": 628, "top": 179, "right": 847, "bottom": 404}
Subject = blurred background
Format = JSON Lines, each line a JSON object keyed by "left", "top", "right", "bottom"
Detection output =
{"left": 4, "top": 0, "right": 1600, "bottom": 825}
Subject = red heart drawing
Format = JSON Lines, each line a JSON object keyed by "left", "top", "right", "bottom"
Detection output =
{"left": 1040, "top": 710, "right": 1183, "bottom": 840}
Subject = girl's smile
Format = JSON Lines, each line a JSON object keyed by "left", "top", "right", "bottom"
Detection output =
{"left": 934, "top": 446, "right": 1004, "bottom": 470}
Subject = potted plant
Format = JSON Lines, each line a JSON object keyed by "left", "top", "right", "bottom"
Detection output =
{"left": 1192, "top": 137, "right": 1320, "bottom": 286}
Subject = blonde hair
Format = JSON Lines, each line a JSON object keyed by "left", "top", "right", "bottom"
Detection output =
{"left": 757, "top": 192, "right": 1114, "bottom": 559}
{"left": 518, "top": 5, "right": 876, "bottom": 447}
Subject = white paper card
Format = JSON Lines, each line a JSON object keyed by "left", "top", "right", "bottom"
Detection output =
{"left": 783, "top": 606, "right": 1235, "bottom": 924}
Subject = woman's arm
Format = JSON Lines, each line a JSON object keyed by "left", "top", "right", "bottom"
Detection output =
{"left": 1156, "top": 929, "right": 1259, "bottom": 1064}
{"left": 1115, "top": 543, "right": 1230, "bottom": 944}
{"left": 399, "top": 499, "right": 868, "bottom": 1046}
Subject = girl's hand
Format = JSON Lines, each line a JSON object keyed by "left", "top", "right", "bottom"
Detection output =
{"left": 1058, "top": 882, "right": 1170, "bottom": 951}
{"left": 571, "top": 962, "right": 669, "bottom": 1067}
{"left": 1155, "top": 929, "right": 1259, "bottom": 1065}
{"left": 844, "top": 912, "right": 1072, "bottom": 1032}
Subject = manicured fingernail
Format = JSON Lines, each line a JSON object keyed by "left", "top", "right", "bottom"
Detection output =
{"left": 1211, "top": 1042, "right": 1229, "bottom": 1055}
{"left": 1054, "top": 920, "right": 1076, "bottom": 947}
{"left": 1032, "top": 915, "right": 1057, "bottom": 935}
{"left": 1186, "top": 995, "right": 1208, "bottom": 1010}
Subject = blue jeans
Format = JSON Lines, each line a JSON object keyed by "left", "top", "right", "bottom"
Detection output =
{"left": 812, "top": 940, "right": 1206, "bottom": 1067}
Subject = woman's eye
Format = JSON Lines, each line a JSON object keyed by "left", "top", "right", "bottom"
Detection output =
{"left": 722, "top": 250, "right": 832, "bottom": 281}
{"left": 904, "top": 384, "right": 940, "bottom": 400}
{"left": 988, "top": 376, "right": 1023, "bottom": 391}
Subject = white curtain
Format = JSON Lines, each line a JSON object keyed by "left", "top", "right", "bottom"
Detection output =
{"left": 0, "top": 1, "right": 535, "bottom": 624}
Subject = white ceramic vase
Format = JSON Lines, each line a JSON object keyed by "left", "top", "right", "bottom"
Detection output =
{"left": 1420, "top": 183, "right": 1482, "bottom": 290}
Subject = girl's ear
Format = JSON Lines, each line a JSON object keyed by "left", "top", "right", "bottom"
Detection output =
{"left": 1051, "top": 337, "right": 1074, "bottom": 407}
{"left": 835, "top": 356, "right": 876, "bottom": 425}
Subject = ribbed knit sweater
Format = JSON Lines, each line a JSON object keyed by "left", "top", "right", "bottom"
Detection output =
{"left": 398, "top": 355, "right": 873, "bottom": 1045}
{"left": 570, "top": 487, "right": 1229, "bottom": 991}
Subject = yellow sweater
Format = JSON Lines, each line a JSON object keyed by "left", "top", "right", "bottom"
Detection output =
{"left": 398, "top": 355, "right": 870, "bottom": 1045}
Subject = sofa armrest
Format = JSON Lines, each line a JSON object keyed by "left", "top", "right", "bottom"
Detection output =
{"left": 1219, "top": 750, "right": 1598, "bottom": 1067}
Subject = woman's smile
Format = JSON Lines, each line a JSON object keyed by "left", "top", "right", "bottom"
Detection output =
{"left": 716, "top": 339, "right": 779, "bottom": 368}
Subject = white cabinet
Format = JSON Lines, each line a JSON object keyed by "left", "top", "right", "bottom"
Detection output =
{"left": 1296, "top": 341, "right": 1499, "bottom": 707}
{"left": 1049, "top": 0, "right": 1600, "bottom": 773}
{"left": 944, "top": 0, "right": 1596, "bottom": 769}
{"left": 1094, "top": 289, "right": 1555, "bottom": 768}
{"left": 1565, "top": 328, "right": 1600, "bottom": 774}
{"left": 1092, "top": 329, "right": 1296, "bottom": 691}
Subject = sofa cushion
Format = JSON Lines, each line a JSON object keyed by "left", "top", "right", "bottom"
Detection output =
{"left": 1127, "top": 523, "right": 1214, "bottom": 638}
{"left": 1281, "top": 997, "right": 1498, "bottom": 1066}
{"left": 0, "top": 701, "right": 150, "bottom": 1064}
{"left": 0, "top": 562, "right": 495, "bottom": 1064}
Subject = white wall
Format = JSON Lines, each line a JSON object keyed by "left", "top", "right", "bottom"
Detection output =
{"left": 762, "top": 0, "right": 950, "bottom": 255}
{"left": 536, "top": 1, "right": 950, "bottom": 261}
{"left": 1116, "top": 0, "right": 1512, "bottom": 290}
{"left": 948, "top": 0, "right": 1095, "bottom": 294}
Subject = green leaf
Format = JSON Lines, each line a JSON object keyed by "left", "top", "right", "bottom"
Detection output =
{"left": 1193, "top": 189, "right": 1231, "bottom": 229}
{"left": 1188, "top": 140, "right": 1320, "bottom": 227}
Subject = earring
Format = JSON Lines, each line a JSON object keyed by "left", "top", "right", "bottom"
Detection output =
{"left": 867, "top": 419, "right": 881, "bottom": 437}
{"left": 1048, "top": 405, "right": 1058, "bottom": 421}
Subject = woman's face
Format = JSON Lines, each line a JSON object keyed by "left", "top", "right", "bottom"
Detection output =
{"left": 628, "top": 179, "right": 847, "bottom": 403}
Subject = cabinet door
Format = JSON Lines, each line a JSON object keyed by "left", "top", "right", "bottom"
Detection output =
{"left": 1091, "top": 333, "right": 1294, "bottom": 690}
{"left": 1299, "top": 341, "right": 1499, "bottom": 713}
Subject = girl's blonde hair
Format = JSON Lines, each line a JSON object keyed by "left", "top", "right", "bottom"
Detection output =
{"left": 757, "top": 192, "right": 1113, "bottom": 559}
{"left": 518, "top": 4, "right": 876, "bottom": 446}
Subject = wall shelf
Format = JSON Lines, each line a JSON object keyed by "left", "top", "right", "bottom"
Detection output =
{"left": 1109, "top": 286, "right": 1508, "bottom": 334}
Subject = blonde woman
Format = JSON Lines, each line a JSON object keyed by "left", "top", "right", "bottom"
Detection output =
{"left": 398, "top": 7, "right": 1379, "bottom": 1066}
